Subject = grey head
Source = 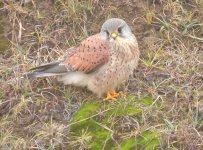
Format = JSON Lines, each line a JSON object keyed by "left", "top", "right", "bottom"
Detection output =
{"left": 100, "top": 18, "right": 132, "bottom": 41}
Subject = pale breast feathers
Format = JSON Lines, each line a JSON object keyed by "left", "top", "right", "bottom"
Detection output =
{"left": 60, "top": 35, "right": 110, "bottom": 73}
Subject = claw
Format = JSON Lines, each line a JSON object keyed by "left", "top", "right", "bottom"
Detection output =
{"left": 104, "top": 92, "right": 117, "bottom": 100}
{"left": 104, "top": 90, "right": 125, "bottom": 101}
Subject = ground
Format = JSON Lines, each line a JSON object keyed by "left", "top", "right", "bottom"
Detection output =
{"left": 0, "top": 0, "right": 203, "bottom": 149}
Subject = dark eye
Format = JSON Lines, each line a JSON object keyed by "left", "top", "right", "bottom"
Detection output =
{"left": 118, "top": 26, "right": 123, "bottom": 33}
{"left": 105, "top": 30, "right": 109, "bottom": 36}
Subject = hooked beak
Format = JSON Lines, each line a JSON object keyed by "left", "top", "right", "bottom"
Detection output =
{"left": 110, "top": 32, "right": 118, "bottom": 40}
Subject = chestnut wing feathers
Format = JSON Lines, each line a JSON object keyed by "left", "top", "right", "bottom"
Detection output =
{"left": 23, "top": 35, "right": 110, "bottom": 78}
{"left": 61, "top": 35, "right": 110, "bottom": 73}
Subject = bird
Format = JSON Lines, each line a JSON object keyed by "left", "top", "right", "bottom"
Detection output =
{"left": 24, "top": 18, "right": 140, "bottom": 100}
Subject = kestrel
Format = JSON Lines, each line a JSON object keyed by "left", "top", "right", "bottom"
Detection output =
{"left": 24, "top": 18, "right": 140, "bottom": 100}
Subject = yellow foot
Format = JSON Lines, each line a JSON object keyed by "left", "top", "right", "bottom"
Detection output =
{"left": 104, "top": 90, "right": 126, "bottom": 101}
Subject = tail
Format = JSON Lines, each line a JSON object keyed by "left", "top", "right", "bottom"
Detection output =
{"left": 23, "top": 61, "right": 68, "bottom": 78}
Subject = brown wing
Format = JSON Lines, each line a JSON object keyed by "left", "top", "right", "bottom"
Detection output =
{"left": 61, "top": 34, "right": 110, "bottom": 73}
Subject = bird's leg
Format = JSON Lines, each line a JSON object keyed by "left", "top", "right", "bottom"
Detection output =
{"left": 104, "top": 90, "right": 123, "bottom": 100}
{"left": 104, "top": 91, "right": 117, "bottom": 100}
{"left": 110, "top": 90, "right": 120, "bottom": 97}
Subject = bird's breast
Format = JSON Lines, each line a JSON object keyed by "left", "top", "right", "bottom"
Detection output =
{"left": 87, "top": 34, "right": 139, "bottom": 96}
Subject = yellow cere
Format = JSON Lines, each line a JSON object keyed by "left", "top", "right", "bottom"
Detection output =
{"left": 111, "top": 32, "right": 118, "bottom": 38}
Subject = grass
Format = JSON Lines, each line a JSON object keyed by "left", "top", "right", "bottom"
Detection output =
{"left": 0, "top": 0, "right": 203, "bottom": 149}
{"left": 69, "top": 96, "right": 160, "bottom": 149}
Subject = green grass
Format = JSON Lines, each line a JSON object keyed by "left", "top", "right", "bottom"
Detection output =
{"left": 121, "top": 130, "right": 160, "bottom": 150}
{"left": 69, "top": 97, "right": 160, "bottom": 149}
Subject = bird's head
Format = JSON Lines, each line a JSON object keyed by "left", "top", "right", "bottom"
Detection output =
{"left": 100, "top": 18, "right": 133, "bottom": 44}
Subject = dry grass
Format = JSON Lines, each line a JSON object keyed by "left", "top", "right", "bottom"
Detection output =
{"left": 0, "top": 0, "right": 203, "bottom": 149}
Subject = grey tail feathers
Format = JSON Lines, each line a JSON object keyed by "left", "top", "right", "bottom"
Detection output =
{"left": 23, "top": 61, "right": 68, "bottom": 78}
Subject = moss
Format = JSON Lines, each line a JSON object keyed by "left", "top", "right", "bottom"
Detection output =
{"left": 139, "top": 97, "right": 153, "bottom": 106}
{"left": 0, "top": 16, "right": 10, "bottom": 52}
{"left": 105, "top": 97, "right": 143, "bottom": 117}
{"left": 69, "top": 98, "right": 160, "bottom": 149}
{"left": 134, "top": 130, "right": 160, "bottom": 149}
{"left": 70, "top": 102, "right": 114, "bottom": 149}
{"left": 0, "top": 37, "right": 9, "bottom": 52}
{"left": 107, "top": 103, "right": 142, "bottom": 117}
{"left": 121, "top": 138, "right": 136, "bottom": 150}
{"left": 120, "top": 130, "right": 160, "bottom": 150}
{"left": 71, "top": 101, "right": 101, "bottom": 121}
{"left": 88, "top": 121, "right": 111, "bottom": 150}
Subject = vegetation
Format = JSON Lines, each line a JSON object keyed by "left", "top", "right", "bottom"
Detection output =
{"left": 0, "top": 0, "right": 203, "bottom": 149}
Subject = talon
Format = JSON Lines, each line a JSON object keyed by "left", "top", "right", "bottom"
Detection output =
{"left": 110, "top": 90, "right": 120, "bottom": 97}
{"left": 104, "top": 90, "right": 125, "bottom": 101}
{"left": 104, "top": 92, "right": 117, "bottom": 101}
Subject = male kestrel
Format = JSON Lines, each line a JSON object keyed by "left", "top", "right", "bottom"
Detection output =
{"left": 24, "top": 18, "right": 140, "bottom": 100}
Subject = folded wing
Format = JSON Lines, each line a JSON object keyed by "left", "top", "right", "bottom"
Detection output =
{"left": 24, "top": 34, "right": 110, "bottom": 78}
